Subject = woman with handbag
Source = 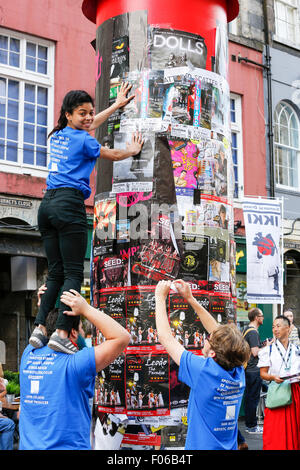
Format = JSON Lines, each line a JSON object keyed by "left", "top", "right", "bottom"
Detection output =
{"left": 258, "top": 315, "right": 300, "bottom": 450}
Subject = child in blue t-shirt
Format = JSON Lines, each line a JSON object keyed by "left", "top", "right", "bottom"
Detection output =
{"left": 155, "top": 279, "right": 250, "bottom": 450}
{"left": 30, "top": 84, "right": 143, "bottom": 354}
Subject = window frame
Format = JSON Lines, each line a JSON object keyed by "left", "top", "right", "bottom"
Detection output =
{"left": 0, "top": 27, "right": 55, "bottom": 177}
{"left": 274, "top": 100, "right": 300, "bottom": 191}
{"left": 273, "top": 0, "right": 300, "bottom": 49}
{"left": 230, "top": 93, "right": 244, "bottom": 200}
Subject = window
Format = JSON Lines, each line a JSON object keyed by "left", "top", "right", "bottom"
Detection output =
{"left": 274, "top": 0, "right": 300, "bottom": 47}
{"left": 230, "top": 94, "right": 244, "bottom": 199}
{"left": 274, "top": 101, "right": 300, "bottom": 189}
{"left": 0, "top": 28, "right": 54, "bottom": 176}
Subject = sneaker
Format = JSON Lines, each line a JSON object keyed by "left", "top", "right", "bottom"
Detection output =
{"left": 29, "top": 327, "right": 48, "bottom": 349}
{"left": 48, "top": 332, "right": 77, "bottom": 354}
{"left": 245, "top": 426, "right": 263, "bottom": 434}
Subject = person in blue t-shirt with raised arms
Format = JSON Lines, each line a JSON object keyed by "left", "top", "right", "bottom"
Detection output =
{"left": 155, "top": 279, "right": 250, "bottom": 450}
{"left": 30, "top": 84, "right": 143, "bottom": 354}
{"left": 19, "top": 289, "right": 130, "bottom": 450}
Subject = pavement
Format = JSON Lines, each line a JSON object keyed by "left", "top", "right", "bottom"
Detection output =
{"left": 238, "top": 417, "right": 263, "bottom": 451}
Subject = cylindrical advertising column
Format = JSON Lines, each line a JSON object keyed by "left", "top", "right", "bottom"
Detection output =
{"left": 82, "top": 0, "right": 239, "bottom": 447}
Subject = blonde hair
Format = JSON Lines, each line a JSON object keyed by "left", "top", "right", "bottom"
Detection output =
{"left": 209, "top": 324, "right": 250, "bottom": 371}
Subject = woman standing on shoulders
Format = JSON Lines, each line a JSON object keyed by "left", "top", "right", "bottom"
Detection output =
{"left": 30, "top": 84, "right": 143, "bottom": 354}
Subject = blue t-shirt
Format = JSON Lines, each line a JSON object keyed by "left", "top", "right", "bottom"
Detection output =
{"left": 47, "top": 126, "right": 101, "bottom": 199}
{"left": 19, "top": 345, "right": 96, "bottom": 450}
{"left": 179, "top": 350, "right": 245, "bottom": 450}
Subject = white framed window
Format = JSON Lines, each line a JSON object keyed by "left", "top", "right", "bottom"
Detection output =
{"left": 274, "top": 0, "right": 300, "bottom": 48}
{"left": 0, "top": 28, "right": 54, "bottom": 177}
{"left": 230, "top": 93, "right": 244, "bottom": 199}
{"left": 274, "top": 101, "right": 300, "bottom": 190}
{"left": 228, "top": 18, "right": 238, "bottom": 36}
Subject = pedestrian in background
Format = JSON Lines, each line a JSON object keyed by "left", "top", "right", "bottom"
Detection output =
{"left": 0, "top": 378, "right": 15, "bottom": 450}
{"left": 283, "top": 309, "right": 300, "bottom": 347}
{"left": 242, "top": 308, "right": 265, "bottom": 434}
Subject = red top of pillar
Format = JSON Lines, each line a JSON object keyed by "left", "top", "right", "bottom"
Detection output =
{"left": 82, "top": 0, "right": 239, "bottom": 25}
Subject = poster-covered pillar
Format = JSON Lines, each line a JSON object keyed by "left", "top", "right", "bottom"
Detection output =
{"left": 82, "top": 0, "right": 239, "bottom": 448}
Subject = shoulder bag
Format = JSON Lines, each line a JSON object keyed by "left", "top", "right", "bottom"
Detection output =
{"left": 265, "top": 380, "right": 292, "bottom": 409}
{"left": 265, "top": 343, "right": 292, "bottom": 409}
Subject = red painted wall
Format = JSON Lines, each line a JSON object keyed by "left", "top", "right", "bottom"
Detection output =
{"left": 228, "top": 41, "right": 266, "bottom": 197}
{"left": 228, "top": 41, "right": 266, "bottom": 236}
{"left": 0, "top": 0, "right": 97, "bottom": 211}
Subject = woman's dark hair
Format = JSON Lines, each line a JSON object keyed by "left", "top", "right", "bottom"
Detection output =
{"left": 48, "top": 90, "right": 94, "bottom": 138}
{"left": 274, "top": 315, "right": 290, "bottom": 327}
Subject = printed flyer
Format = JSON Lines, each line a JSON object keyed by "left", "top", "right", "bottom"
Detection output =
{"left": 169, "top": 139, "right": 198, "bottom": 189}
{"left": 178, "top": 234, "right": 209, "bottom": 282}
{"left": 126, "top": 286, "right": 161, "bottom": 349}
{"left": 110, "top": 36, "right": 129, "bottom": 80}
{"left": 98, "top": 288, "right": 126, "bottom": 331}
{"left": 96, "top": 354, "right": 126, "bottom": 414}
{"left": 148, "top": 28, "right": 207, "bottom": 71}
{"left": 112, "top": 132, "right": 155, "bottom": 193}
{"left": 209, "top": 292, "right": 231, "bottom": 323}
{"left": 131, "top": 238, "right": 181, "bottom": 285}
{"left": 197, "top": 138, "right": 228, "bottom": 197}
{"left": 169, "top": 290, "right": 210, "bottom": 350}
{"left": 93, "top": 247, "right": 129, "bottom": 290}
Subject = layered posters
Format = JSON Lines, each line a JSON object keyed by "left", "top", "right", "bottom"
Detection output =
{"left": 163, "top": 66, "right": 229, "bottom": 139}
{"left": 169, "top": 137, "right": 228, "bottom": 197}
{"left": 119, "top": 70, "right": 170, "bottom": 132}
{"left": 176, "top": 191, "right": 233, "bottom": 234}
{"left": 118, "top": 64, "right": 229, "bottom": 139}
{"left": 92, "top": 21, "right": 236, "bottom": 433}
{"left": 126, "top": 286, "right": 159, "bottom": 348}
{"left": 243, "top": 199, "right": 283, "bottom": 304}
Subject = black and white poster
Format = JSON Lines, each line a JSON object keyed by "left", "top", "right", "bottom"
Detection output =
{"left": 119, "top": 70, "right": 170, "bottom": 132}
{"left": 149, "top": 28, "right": 207, "bottom": 71}
{"left": 110, "top": 36, "right": 129, "bottom": 80}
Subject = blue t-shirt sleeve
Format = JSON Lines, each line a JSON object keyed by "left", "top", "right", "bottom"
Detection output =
{"left": 83, "top": 133, "right": 101, "bottom": 159}
{"left": 72, "top": 347, "right": 96, "bottom": 389}
{"left": 178, "top": 350, "right": 206, "bottom": 390}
